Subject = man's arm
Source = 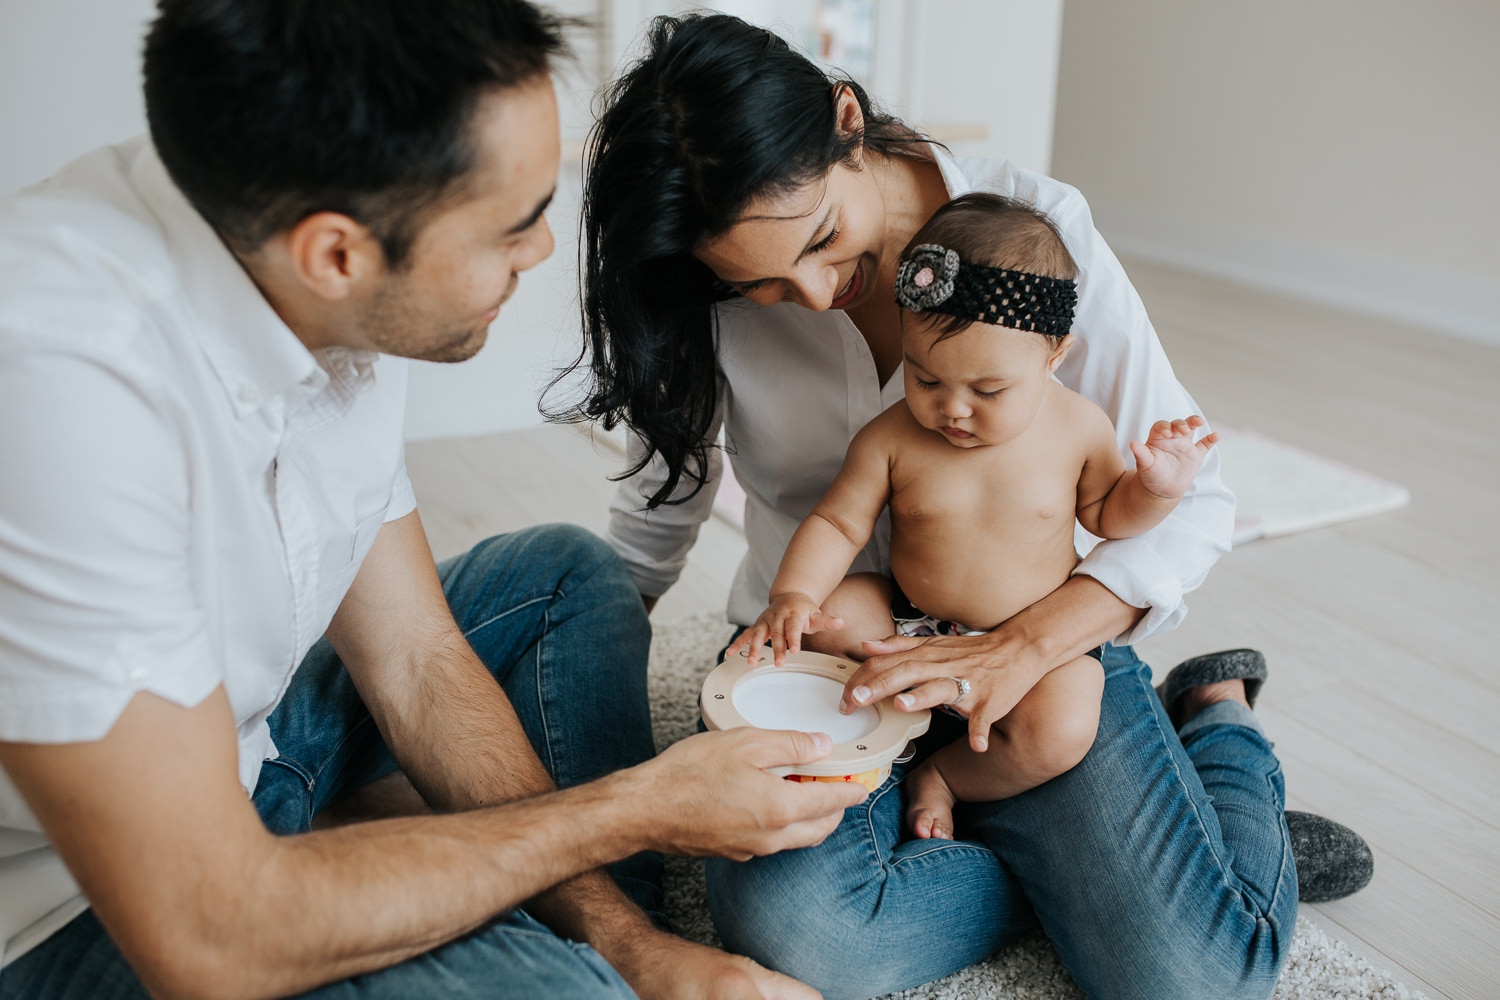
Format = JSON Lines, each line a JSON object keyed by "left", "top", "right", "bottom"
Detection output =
{"left": 0, "top": 685, "right": 860, "bottom": 1000}
{"left": 319, "top": 511, "right": 682, "bottom": 990}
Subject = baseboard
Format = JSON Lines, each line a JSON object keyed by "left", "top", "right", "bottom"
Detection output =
{"left": 1090, "top": 203, "right": 1500, "bottom": 349}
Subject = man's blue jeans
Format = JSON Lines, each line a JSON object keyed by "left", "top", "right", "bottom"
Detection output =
{"left": 1, "top": 524, "right": 655, "bottom": 1000}
{"left": 706, "top": 643, "right": 1298, "bottom": 1000}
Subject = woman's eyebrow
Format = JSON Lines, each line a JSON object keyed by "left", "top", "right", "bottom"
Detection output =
{"left": 794, "top": 207, "right": 836, "bottom": 262}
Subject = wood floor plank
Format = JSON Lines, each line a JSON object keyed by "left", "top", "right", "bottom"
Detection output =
{"left": 1262, "top": 706, "right": 1500, "bottom": 920}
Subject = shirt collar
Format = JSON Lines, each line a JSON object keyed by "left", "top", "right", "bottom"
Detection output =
{"left": 130, "top": 144, "right": 378, "bottom": 418}
{"left": 925, "top": 142, "right": 973, "bottom": 201}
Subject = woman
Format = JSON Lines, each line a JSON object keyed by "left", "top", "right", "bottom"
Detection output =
{"left": 569, "top": 13, "right": 1369, "bottom": 1000}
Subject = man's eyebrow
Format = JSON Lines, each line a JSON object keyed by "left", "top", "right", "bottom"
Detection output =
{"left": 506, "top": 189, "right": 555, "bottom": 235}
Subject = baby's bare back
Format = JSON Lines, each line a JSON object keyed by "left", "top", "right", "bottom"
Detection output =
{"left": 886, "top": 413, "right": 1090, "bottom": 631}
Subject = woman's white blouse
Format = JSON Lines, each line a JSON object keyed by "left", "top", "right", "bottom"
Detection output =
{"left": 608, "top": 146, "right": 1234, "bottom": 645}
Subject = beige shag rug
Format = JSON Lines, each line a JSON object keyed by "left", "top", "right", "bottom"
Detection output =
{"left": 649, "top": 612, "right": 1429, "bottom": 1000}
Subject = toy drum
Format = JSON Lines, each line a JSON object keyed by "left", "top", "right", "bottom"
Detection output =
{"left": 700, "top": 646, "right": 931, "bottom": 792}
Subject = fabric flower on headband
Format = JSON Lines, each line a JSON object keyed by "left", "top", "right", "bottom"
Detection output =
{"left": 895, "top": 244, "right": 960, "bottom": 312}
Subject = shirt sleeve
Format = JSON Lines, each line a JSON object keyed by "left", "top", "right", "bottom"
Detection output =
{"left": 384, "top": 457, "right": 417, "bottom": 523}
{"left": 606, "top": 390, "right": 726, "bottom": 599}
{"left": 1035, "top": 176, "right": 1236, "bottom": 644}
{"left": 0, "top": 348, "right": 220, "bottom": 744}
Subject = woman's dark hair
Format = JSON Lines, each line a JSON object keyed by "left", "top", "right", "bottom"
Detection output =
{"left": 560, "top": 13, "right": 923, "bottom": 508}
{"left": 143, "top": 0, "right": 569, "bottom": 267}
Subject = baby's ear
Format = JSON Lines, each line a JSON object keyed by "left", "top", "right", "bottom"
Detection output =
{"left": 1047, "top": 333, "right": 1077, "bottom": 373}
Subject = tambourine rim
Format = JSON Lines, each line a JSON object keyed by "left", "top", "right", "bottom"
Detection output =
{"left": 700, "top": 646, "right": 931, "bottom": 777}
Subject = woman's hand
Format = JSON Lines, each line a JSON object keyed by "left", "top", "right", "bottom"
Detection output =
{"left": 841, "top": 630, "right": 1049, "bottom": 752}
{"left": 839, "top": 577, "right": 1142, "bottom": 752}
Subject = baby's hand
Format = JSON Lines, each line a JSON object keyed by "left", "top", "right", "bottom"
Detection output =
{"left": 725, "top": 593, "right": 844, "bottom": 667}
{"left": 1130, "top": 416, "right": 1218, "bottom": 500}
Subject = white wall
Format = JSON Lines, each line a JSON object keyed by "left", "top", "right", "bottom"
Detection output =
{"left": 0, "top": 0, "right": 155, "bottom": 198}
{"left": 1051, "top": 0, "right": 1500, "bottom": 347}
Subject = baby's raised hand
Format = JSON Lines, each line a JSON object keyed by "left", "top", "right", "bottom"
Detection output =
{"left": 726, "top": 592, "right": 844, "bottom": 667}
{"left": 1130, "top": 416, "right": 1219, "bottom": 500}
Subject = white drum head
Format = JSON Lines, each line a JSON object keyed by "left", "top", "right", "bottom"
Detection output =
{"left": 731, "top": 671, "right": 880, "bottom": 745}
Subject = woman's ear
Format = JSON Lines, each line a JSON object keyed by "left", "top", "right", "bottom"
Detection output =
{"left": 833, "top": 84, "right": 866, "bottom": 160}
{"left": 1048, "top": 333, "right": 1077, "bottom": 373}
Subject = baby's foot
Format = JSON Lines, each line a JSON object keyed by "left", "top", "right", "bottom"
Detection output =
{"left": 905, "top": 759, "right": 958, "bottom": 840}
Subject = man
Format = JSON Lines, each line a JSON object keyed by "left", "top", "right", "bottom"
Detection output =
{"left": 0, "top": 2, "right": 865, "bottom": 997}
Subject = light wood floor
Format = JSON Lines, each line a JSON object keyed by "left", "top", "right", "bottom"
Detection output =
{"left": 405, "top": 256, "right": 1500, "bottom": 1000}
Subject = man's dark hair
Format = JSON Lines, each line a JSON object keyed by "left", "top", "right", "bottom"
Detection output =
{"left": 143, "top": 0, "right": 569, "bottom": 267}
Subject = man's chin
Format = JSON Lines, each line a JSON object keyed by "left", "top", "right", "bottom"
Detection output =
{"left": 421, "top": 325, "right": 489, "bottom": 364}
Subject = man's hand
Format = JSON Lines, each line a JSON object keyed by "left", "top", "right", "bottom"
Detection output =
{"left": 1129, "top": 415, "right": 1217, "bottom": 500}
{"left": 611, "top": 928, "right": 821, "bottom": 1000}
{"left": 726, "top": 593, "right": 845, "bottom": 667}
{"left": 622, "top": 728, "right": 867, "bottom": 860}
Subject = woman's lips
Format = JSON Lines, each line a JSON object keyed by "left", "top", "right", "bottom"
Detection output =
{"left": 830, "top": 261, "right": 864, "bottom": 309}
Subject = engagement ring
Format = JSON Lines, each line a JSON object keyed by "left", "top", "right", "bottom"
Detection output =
{"left": 946, "top": 676, "right": 971, "bottom": 704}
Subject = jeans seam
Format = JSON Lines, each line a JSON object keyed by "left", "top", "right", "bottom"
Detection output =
{"left": 1142, "top": 671, "right": 1245, "bottom": 902}
{"left": 533, "top": 606, "right": 557, "bottom": 777}
{"left": 461, "top": 594, "right": 551, "bottom": 640}
{"left": 461, "top": 541, "right": 612, "bottom": 639}
{"left": 1259, "top": 771, "right": 1295, "bottom": 921}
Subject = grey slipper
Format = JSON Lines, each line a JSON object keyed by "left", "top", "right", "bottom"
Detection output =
{"left": 1156, "top": 648, "right": 1268, "bottom": 729}
{"left": 1288, "top": 811, "right": 1375, "bottom": 902}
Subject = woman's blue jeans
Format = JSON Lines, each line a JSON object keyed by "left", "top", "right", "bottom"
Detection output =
{"left": 706, "top": 643, "right": 1298, "bottom": 1000}
{"left": 0, "top": 524, "right": 655, "bottom": 1000}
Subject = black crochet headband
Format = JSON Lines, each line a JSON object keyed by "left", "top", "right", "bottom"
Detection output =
{"left": 894, "top": 244, "right": 1078, "bottom": 337}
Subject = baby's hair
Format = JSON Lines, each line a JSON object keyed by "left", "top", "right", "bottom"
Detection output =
{"left": 900, "top": 192, "right": 1077, "bottom": 344}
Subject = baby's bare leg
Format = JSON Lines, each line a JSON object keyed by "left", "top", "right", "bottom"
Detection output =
{"left": 800, "top": 572, "right": 895, "bottom": 661}
{"left": 906, "top": 655, "right": 1104, "bottom": 839}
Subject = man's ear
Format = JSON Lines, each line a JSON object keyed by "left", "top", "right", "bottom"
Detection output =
{"left": 833, "top": 84, "right": 866, "bottom": 163}
{"left": 282, "top": 212, "right": 385, "bottom": 301}
{"left": 1048, "top": 333, "right": 1077, "bottom": 373}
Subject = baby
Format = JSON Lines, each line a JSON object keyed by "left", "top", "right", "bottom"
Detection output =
{"left": 728, "top": 192, "right": 1217, "bottom": 839}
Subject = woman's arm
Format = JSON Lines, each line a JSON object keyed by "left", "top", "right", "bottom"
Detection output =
{"left": 986, "top": 160, "right": 1235, "bottom": 643}
{"left": 844, "top": 576, "right": 1141, "bottom": 752}
{"left": 607, "top": 390, "right": 726, "bottom": 612}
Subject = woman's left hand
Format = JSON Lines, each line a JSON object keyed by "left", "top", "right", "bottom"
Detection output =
{"left": 838, "top": 576, "right": 1143, "bottom": 753}
{"left": 840, "top": 630, "right": 1049, "bottom": 753}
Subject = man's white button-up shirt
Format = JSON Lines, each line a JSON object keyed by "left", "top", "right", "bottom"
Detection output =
{"left": 0, "top": 137, "right": 416, "bottom": 965}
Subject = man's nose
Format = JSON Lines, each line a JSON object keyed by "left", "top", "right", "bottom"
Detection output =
{"left": 516, "top": 215, "right": 554, "bottom": 272}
